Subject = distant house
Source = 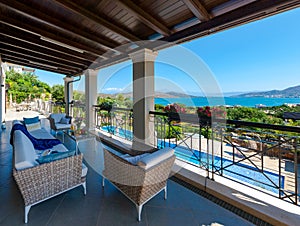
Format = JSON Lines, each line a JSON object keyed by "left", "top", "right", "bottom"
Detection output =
{"left": 5, "top": 63, "right": 35, "bottom": 73}
{"left": 282, "top": 112, "right": 300, "bottom": 121}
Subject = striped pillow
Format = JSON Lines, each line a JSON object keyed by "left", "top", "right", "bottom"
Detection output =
{"left": 26, "top": 121, "right": 41, "bottom": 131}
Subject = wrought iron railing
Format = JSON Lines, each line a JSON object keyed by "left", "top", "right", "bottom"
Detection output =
{"left": 149, "top": 111, "right": 300, "bottom": 206}
{"left": 50, "top": 101, "right": 65, "bottom": 114}
{"left": 94, "top": 106, "right": 133, "bottom": 141}
{"left": 70, "top": 101, "right": 86, "bottom": 128}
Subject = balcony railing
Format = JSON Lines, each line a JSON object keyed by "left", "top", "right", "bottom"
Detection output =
{"left": 149, "top": 111, "right": 300, "bottom": 206}
{"left": 94, "top": 106, "right": 133, "bottom": 141}
{"left": 42, "top": 101, "right": 300, "bottom": 206}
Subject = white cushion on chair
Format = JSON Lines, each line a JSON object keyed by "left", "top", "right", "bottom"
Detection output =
{"left": 50, "top": 113, "right": 66, "bottom": 123}
{"left": 14, "top": 131, "right": 39, "bottom": 170}
{"left": 55, "top": 123, "right": 71, "bottom": 130}
{"left": 121, "top": 153, "right": 150, "bottom": 165}
{"left": 137, "top": 147, "right": 174, "bottom": 170}
{"left": 82, "top": 163, "right": 88, "bottom": 177}
{"left": 26, "top": 121, "right": 41, "bottom": 131}
{"left": 30, "top": 128, "right": 55, "bottom": 139}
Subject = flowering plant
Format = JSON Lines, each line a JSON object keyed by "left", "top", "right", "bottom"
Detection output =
{"left": 73, "top": 116, "right": 84, "bottom": 130}
{"left": 163, "top": 103, "right": 186, "bottom": 114}
{"left": 197, "top": 106, "right": 226, "bottom": 119}
{"left": 163, "top": 103, "right": 186, "bottom": 123}
{"left": 73, "top": 116, "right": 83, "bottom": 124}
{"left": 197, "top": 106, "right": 226, "bottom": 126}
{"left": 197, "top": 106, "right": 211, "bottom": 118}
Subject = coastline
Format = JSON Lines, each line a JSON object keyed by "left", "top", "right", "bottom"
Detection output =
{"left": 155, "top": 97, "right": 300, "bottom": 107}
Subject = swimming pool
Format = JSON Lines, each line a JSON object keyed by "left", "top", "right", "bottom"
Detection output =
{"left": 158, "top": 141, "right": 284, "bottom": 194}
{"left": 100, "top": 126, "right": 284, "bottom": 194}
{"left": 101, "top": 125, "right": 133, "bottom": 140}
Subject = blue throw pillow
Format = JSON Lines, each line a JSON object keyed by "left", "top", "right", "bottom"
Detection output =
{"left": 37, "top": 150, "right": 75, "bottom": 164}
{"left": 23, "top": 116, "right": 39, "bottom": 124}
{"left": 60, "top": 117, "right": 71, "bottom": 124}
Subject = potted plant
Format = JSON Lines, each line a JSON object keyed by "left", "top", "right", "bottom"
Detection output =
{"left": 197, "top": 106, "right": 226, "bottom": 126}
{"left": 163, "top": 103, "right": 186, "bottom": 122}
{"left": 99, "top": 102, "right": 113, "bottom": 112}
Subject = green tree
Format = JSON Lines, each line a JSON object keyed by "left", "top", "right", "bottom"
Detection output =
{"left": 51, "top": 84, "right": 64, "bottom": 102}
{"left": 6, "top": 69, "right": 51, "bottom": 103}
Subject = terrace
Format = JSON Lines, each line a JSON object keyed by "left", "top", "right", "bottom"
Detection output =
{"left": 1, "top": 0, "right": 300, "bottom": 225}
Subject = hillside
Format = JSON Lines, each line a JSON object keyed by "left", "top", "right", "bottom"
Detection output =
{"left": 98, "top": 91, "right": 197, "bottom": 98}
{"left": 233, "top": 85, "right": 300, "bottom": 98}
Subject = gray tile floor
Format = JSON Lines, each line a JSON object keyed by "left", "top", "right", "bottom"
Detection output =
{"left": 0, "top": 118, "right": 254, "bottom": 226}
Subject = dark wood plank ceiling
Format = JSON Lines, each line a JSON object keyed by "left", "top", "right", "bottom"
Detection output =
{"left": 0, "top": 0, "right": 299, "bottom": 76}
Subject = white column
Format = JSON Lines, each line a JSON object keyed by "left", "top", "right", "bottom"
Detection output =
{"left": 0, "top": 55, "right": 5, "bottom": 128}
{"left": 129, "top": 49, "right": 158, "bottom": 149}
{"left": 63, "top": 76, "right": 74, "bottom": 116}
{"left": 85, "top": 69, "right": 98, "bottom": 130}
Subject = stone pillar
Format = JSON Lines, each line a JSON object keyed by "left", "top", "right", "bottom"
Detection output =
{"left": 129, "top": 49, "right": 158, "bottom": 150}
{"left": 85, "top": 69, "right": 98, "bottom": 130}
{"left": 63, "top": 76, "right": 74, "bottom": 116}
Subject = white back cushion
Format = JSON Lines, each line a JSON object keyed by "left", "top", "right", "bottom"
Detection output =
{"left": 50, "top": 113, "right": 66, "bottom": 123}
{"left": 26, "top": 121, "right": 41, "bottom": 131}
{"left": 12, "top": 120, "right": 22, "bottom": 126}
{"left": 137, "top": 147, "right": 174, "bottom": 170}
{"left": 14, "top": 130, "right": 38, "bottom": 170}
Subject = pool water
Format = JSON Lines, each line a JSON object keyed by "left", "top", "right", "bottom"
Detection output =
{"left": 101, "top": 125, "right": 133, "bottom": 140}
{"left": 100, "top": 126, "right": 284, "bottom": 194}
{"left": 158, "top": 141, "right": 284, "bottom": 194}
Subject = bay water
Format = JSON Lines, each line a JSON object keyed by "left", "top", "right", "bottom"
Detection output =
{"left": 155, "top": 97, "right": 300, "bottom": 107}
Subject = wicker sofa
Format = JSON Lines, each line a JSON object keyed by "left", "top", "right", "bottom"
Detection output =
{"left": 11, "top": 120, "right": 87, "bottom": 223}
{"left": 102, "top": 147, "right": 175, "bottom": 221}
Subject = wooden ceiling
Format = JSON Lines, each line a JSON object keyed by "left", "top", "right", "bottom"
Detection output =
{"left": 0, "top": 0, "right": 299, "bottom": 76}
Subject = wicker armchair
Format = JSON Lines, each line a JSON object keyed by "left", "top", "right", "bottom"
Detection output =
{"left": 13, "top": 154, "right": 86, "bottom": 223}
{"left": 48, "top": 113, "right": 72, "bottom": 142}
{"left": 102, "top": 148, "right": 175, "bottom": 221}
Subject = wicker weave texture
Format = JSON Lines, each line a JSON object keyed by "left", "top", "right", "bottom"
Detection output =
{"left": 13, "top": 154, "right": 84, "bottom": 206}
{"left": 103, "top": 149, "right": 175, "bottom": 205}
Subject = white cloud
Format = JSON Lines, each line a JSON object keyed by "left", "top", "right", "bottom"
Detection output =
{"left": 102, "top": 87, "right": 124, "bottom": 94}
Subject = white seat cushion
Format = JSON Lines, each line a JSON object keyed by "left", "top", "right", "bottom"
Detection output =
{"left": 30, "top": 128, "right": 56, "bottom": 139}
{"left": 137, "top": 147, "right": 174, "bottom": 170}
{"left": 55, "top": 123, "right": 71, "bottom": 130}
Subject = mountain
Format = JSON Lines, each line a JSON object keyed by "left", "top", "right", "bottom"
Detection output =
{"left": 98, "top": 91, "right": 197, "bottom": 98}
{"left": 232, "top": 85, "right": 300, "bottom": 98}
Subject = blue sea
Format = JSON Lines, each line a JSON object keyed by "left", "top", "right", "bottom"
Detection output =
{"left": 155, "top": 97, "right": 300, "bottom": 107}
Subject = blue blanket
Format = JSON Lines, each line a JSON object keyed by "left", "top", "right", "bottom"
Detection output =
{"left": 10, "top": 123, "right": 61, "bottom": 150}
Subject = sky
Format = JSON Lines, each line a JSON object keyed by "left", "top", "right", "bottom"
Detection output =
{"left": 35, "top": 7, "right": 300, "bottom": 95}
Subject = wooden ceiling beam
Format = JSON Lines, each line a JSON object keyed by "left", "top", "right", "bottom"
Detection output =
{"left": 0, "top": 23, "right": 99, "bottom": 63}
{"left": 52, "top": 0, "right": 140, "bottom": 42}
{"left": 163, "top": 0, "right": 300, "bottom": 44}
{"left": 211, "top": 0, "right": 257, "bottom": 17}
{"left": 2, "top": 57, "right": 73, "bottom": 75}
{"left": 0, "top": 9, "right": 105, "bottom": 56}
{"left": 0, "top": 0, "right": 119, "bottom": 51}
{"left": 1, "top": 51, "right": 81, "bottom": 72}
{"left": 115, "top": 0, "right": 171, "bottom": 36}
{"left": 2, "top": 54, "right": 78, "bottom": 74}
{"left": 0, "top": 39, "right": 91, "bottom": 67}
{"left": 0, "top": 47, "right": 85, "bottom": 70}
{"left": 182, "top": 0, "right": 211, "bottom": 21}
